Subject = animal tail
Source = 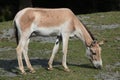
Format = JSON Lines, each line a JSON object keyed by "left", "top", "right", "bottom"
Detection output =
{"left": 14, "top": 21, "right": 19, "bottom": 45}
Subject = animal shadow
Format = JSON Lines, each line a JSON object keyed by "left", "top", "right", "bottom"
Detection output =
{"left": 0, "top": 59, "right": 94, "bottom": 74}
{"left": 0, "top": 58, "right": 60, "bottom": 74}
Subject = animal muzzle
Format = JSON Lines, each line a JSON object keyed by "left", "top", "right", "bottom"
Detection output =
{"left": 89, "top": 58, "right": 102, "bottom": 69}
{"left": 93, "top": 60, "right": 102, "bottom": 69}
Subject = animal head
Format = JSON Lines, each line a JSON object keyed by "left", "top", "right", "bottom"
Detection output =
{"left": 86, "top": 40, "right": 104, "bottom": 69}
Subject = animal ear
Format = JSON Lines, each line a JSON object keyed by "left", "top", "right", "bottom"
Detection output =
{"left": 90, "top": 40, "right": 97, "bottom": 47}
{"left": 98, "top": 41, "right": 104, "bottom": 45}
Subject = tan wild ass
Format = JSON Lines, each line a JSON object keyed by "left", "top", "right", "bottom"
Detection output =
{"left": 14, "top": 8, "right": 103, "bottom": 74}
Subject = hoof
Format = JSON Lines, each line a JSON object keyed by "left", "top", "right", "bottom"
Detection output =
{"left": 64, "top": 68, "right": 70, "bottom": 72}
{"left": 21, "top": 72, "right": 27, "bottom": 75}
{"left": 48, "top": 67, "right": 53, "bottom": 71}
{"left": 30, "top": 70, "right": 36, "bottom": 73}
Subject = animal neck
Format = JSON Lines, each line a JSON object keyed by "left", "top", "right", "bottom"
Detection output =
{"left": 78, "top": 21, "right": 94, "bottom": 47}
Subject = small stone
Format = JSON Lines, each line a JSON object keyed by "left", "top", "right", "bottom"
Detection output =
{"left": 115, "top": 37, "right": 120, "bottom": 41}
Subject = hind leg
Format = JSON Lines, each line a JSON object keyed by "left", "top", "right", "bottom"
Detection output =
{"left": 16, "top": 30, "right": 33, "bottom": 74}
{"left": 23, "top": 39, "right": 35, "bottom": 73}
{"left": 16, "top": 36, "right": 27, "bottom": 74}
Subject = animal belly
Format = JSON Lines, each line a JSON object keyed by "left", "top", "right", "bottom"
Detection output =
{"left": 37, "top": 27, "right": 60, "bottom": 36}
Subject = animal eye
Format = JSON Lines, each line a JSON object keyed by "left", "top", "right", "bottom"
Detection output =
{"left": 90, "top": 49, "right": 96, "bottom": 55}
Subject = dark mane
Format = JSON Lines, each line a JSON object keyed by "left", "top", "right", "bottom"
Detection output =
{"left": 79, "top": 19, "right": 96, "bottom": 40}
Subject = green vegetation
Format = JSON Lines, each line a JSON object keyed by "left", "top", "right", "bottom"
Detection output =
{"left": 0, "top": 21, "right": 12, "bottom": 31}
{"left": 81, "top": 11, "right": 120, "bottom": 25}
{"left": 0, "top": 11, "right": 120, "bottom": 80}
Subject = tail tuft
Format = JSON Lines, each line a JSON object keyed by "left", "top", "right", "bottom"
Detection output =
{"left": 14, "top": 21, "right": 19, "bottom": 45}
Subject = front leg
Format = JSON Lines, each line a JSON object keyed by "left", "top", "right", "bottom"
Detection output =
{"left": 62, "top": 33, "right": 70, "bottom": 72}
{"left": 48, "top": 36, "right": 60, "bottom": 70}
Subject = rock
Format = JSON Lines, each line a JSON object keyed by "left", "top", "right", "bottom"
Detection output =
{"left": 0, "top": 28, "right": 14, "bottom": 40}
{"left": 115, "top": 37, "right": 120, "bottom": 41}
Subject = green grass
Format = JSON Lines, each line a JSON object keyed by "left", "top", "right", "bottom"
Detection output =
{"left": 80, "top": 11, "right": 120, "bottom": 25}
{"left": 0, "top": 11, "right": 120, "bottom": 80}
{"left": 0, "top": 21, "right": 12, "bottom": 31}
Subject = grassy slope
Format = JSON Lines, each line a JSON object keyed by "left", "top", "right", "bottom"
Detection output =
{"left": 0, "top": 11, "right": 120, "bottom": 80}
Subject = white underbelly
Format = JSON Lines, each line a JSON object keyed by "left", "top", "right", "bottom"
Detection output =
{"left": 37, "top": 27, "right": 60, "bottom": 36}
